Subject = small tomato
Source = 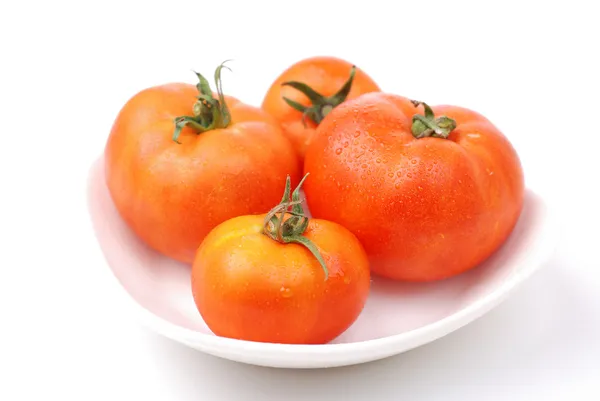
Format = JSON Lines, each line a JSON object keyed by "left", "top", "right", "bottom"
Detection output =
{"left": 261, "top": 56, "right": 380, "bottom": 164}
{"left": 105, "top": 63, "right": 300, "bottom": 264}
{"left": 191, "top": 175, "right": 370, "bottom": 344}
{"left": 304, "top": 93, "right": 525, "bottom": 282}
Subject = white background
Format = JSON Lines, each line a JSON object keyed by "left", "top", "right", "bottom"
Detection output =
{"left": 1, "top": 1, "right": 599, "bottom": 400}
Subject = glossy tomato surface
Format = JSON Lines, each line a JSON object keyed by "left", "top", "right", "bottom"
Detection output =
{"left": 105, "top": 84, "right": 300, "bottom": 264}
{"left": 191, "top": 214, "right": 371, "bottom": 344}
{"left": 303, "top": 93, "right": 525, "bottom": 282}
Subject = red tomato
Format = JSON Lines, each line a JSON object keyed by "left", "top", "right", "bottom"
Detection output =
{"left": 105, "top": 63, "right": 300, "bottom": 264}
{"left": 191, "top": 175, "right": 371, "bottom": 344}
{"left": 303, "top": 93, "right": 525, "bottom": 282}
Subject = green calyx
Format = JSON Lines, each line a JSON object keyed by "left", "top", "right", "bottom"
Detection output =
{"left": 172, "top": 61, "right": 232, "bottom": 143}
{"left": 262, "top": 173, "right": 329, "bottom": 280}
{"left": 281, "top": 65, "right": 356, "bottom": 126}
{"left": 410, "top": 100, "right": 457, "bottom": 139}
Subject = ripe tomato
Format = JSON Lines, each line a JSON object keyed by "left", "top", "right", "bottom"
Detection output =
{"left": 261, "top": 56, "right": 380, "bottom": 164}
{"left": 303, "top": 93, "right": 525, "bottom": 282}
{"left": 191, "top": 175, "right": 370, "bottom": 344}
{"left": 105, "top": 63, "right": 300, "bottom": 264}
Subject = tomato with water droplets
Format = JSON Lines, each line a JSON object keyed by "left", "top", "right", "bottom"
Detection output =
{"left": 303, "top": 93, "right": 524, "bottom": 282}
{"left": 191, "top": 175, "right": 371, "bottom": 344}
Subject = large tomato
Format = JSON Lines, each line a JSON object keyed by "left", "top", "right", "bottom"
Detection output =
{"left": 105, "top": 63, "right": 300, "bottom": 264}
{"left": 191, "top": 175, "right": 370, "bottom": 344}
{"left": 261, "top": 56, "right": 380, "bottom": 164}
{"left": 303, "top": 93, "right": 525, "bottom": 282}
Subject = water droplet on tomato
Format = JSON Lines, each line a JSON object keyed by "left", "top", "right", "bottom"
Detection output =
{"left": 407, "top": 173, "right": 413, "bottom": 178}
{"left": 343, "top": 141, "right": 349, "bottom": 148}
{"left": 376, "top": 158, "right": 381, "bottom": 163}
{"left": 394, "top": 183, "right": 401, "bottom": 189}
{"left": 344, "top": 276, "right": 352, "bottom": 285}
{"left": 388, "top": 172, "right": 394, "bottom": 178}
{"left": 411, "top": 159, "right": 417, "bottom": 165}
{"left": 361, "top": 163, "right": 367, "bottom": 169}
{"left": 354, "top": 131, "right": 361, "bottom": 138}
{"left": 280, "top": 287, "right": 293, "bottom": 298}
{"left": 335, "top": 148, "right": 343, "bottom": 155}
{"left": 396, "top": 171, "right": 402, "bottom": 177}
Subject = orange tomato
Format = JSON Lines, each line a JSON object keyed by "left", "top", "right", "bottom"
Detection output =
{"left": 105, "top": 63, "right": 300, "bottom": 264}
{"left": 261, "top": 56, "right": 380, "bottom": 164}
{"left": 191, "top": 175, "right": 370, "bottom": 344}
{"left": 303, "top": 93, "right": 525, "bottom": 282}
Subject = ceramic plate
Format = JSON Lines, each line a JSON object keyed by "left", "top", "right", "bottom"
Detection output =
{"left": 86, "top": 156, "right": 558, "bottom": 368}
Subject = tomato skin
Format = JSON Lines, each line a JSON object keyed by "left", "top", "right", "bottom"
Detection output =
{"left": 191, "top": 214, "right": 371, "bottom": 344}
{"left": 261, "top": 56, "right": 381, "bottom": 163}
{"left": 105, "top": 84, "right": 300, "bottom": 264}
{"left": 303, "top": 92, "right": 525, "bottom": 282}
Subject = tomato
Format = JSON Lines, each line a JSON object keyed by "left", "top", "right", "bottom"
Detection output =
{"left": 261, "top": 56, "right": 381, "bottom": 164}
{"left": 303, "top": 93, "right": 525, "bottom": 282}
{"left": 105, "top": 63, "right": 300, "bottom": 264}
{"left": 191, "top": 175, "right": 370, "bottom": 344}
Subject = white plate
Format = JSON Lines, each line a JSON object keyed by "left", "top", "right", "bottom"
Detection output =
{"left": 86, "top": 156, "right": 558, "bottom": 369}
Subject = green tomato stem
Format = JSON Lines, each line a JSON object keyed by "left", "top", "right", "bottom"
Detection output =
{"left": 172, "top": 61, "right": 233, "bottom": 143}
{"left": 262, "top": 174, "right": 329, "bottom": 280}
{"left": 281, "top": 65, "right": 357, "bottom": 126}
{"left": 410, "top": 100, "right": 457, "bottom": 139}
